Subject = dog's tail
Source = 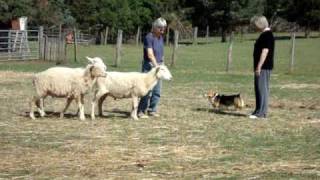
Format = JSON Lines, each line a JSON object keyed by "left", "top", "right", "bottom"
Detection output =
{"left": 236, "top": 93, "right": 245, "bottom": 109}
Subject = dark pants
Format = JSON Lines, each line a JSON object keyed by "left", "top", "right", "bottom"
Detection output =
{"left": 253, "top": 69, "right": 271, "bottom": 117}
{"left": 138, "top": 61, "right": 162, "bottom": 113}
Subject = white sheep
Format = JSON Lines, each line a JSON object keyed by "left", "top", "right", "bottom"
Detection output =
{"left": 91, "top": 65, "right": 172, "bottom": 120}
{"left": 29, "top": 57, "right": 107, "bottom": 120}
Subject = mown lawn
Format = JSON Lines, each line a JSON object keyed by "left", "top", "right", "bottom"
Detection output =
{"left": 0, "top": 33, "right": 320, "bottom": 179}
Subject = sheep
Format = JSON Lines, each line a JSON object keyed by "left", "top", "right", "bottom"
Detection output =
{"left": 29, "top": 57, "right": 107, "bottom": 121}
{"left": 91, "top": 65, "right": 172, "bottom": 120}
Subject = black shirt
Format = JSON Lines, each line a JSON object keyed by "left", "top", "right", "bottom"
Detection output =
{"left": 253, "top": 30, "right": 275, "bottom": 70}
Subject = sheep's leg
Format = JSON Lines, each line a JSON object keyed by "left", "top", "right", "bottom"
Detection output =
{"left": 91, "top": 90, "right": 107, "bottom": 120}
{"left": 80, "top": 95, "right": 85, "bottom": 120}
{"left": 60, "top": 98, "right": 73, "bottom": 118}
{"left": 39, "top": 98, "right": 46, "bottom": 117}
{"left": 98, "top": 94, "right": 108, "bottom": 117}
{"left": 76, "top": 96, "right": 85, "bottom": 121}
{"left": 131, "top": 96, "right": 139, "bottom": 120}
{"left": 29, "top": 96, "right": 45, "bottom": 119}
{"left": 29, "top": 96, "right": 37, "bottom": 119}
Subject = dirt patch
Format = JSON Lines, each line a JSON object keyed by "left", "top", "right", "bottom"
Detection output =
{"left": 301, "top": 119, "right": 320, "bottom": 124}
{"left": 0, "top": 71, "right": 34, "bottom": 83}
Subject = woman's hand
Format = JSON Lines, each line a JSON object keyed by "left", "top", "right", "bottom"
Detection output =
{"left": 255, "top": 68, "right": 261, "bottom": 76}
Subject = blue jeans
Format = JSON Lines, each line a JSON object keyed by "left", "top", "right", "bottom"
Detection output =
{"left": 253, "top": 69, "right": 271, "bottom": 117}
{"left": 138, "top": 61, "right": 162, "bottom": 113}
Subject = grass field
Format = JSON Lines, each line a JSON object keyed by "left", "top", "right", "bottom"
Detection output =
{"left": 0, "top": 33, "right": 320, "bottom": 179}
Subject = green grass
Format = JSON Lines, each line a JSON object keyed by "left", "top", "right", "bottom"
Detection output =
{"left": 0, "top": 33, "right": 320, "bottom": 179}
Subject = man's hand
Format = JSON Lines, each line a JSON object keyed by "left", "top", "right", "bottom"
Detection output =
{"left": 255, "top": 68, "right": 261, "bottom": 76}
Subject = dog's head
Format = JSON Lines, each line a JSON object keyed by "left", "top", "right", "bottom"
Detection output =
{"left": 204, "top": 90, "right": 219, "bottom": 103}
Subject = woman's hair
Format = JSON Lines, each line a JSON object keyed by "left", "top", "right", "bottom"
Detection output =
{"left": 152, "top": 17, "right": 167, "bottom": 29}
{"left": 251, "top": 15, "right": 269, "bottom": 30}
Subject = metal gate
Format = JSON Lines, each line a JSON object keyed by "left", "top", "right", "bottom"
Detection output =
{"left": 0, "top": 29, "right": 40, "bottom": 61}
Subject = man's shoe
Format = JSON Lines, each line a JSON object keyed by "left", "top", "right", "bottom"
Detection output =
{"left": 138, "top": 112, "right": 149, "bottom": 119}
{"left": 148, "top": 111, "right": 160, "bottom": 117}
{"left": 249, "top": 115, "right": 258, "bottom": 119}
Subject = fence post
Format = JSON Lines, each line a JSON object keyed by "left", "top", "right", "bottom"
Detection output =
{"left": 289, "top": 31, "right": 296, "bottom": 73}
{"left": 58, "top": 24, "right": 63, "bottom": 62}
{"left": 166, "top": 26, "right": 170, "bottom": 46}
{"left": 171, "top": 30, "right": 179, "bottom": 67}
{"left": 48, "top": 38, "right": 52, "bottom": 61}
{"left": 226, "top": 32, "right": 234, "bottom": 72}
{"left": 43, "top": 35, "right": 47, "bottom": 61}
{"left": 73, "top": 27, "right": 77, "bottom": 62}
{"left": 64, "top": 35, "right": 67, "bottom": 63}
{"left": 54, "top": 38, "right": 58, "bottom": 61}
{"left": 193, "top": 27, "right": 198, "bottom": 45}
{"left": 39, "top": 26, "right": 44, "bottom": 60}
{"left": 100, "top": 31, "right": 104, "bottom": 45}
{"left": 136, "top": 26, "right": 141, "bottom": 46}
{"left": 8, "top": 30, "right": 12, "bottom": 60}
{"left": 115, "top": 29, "right": 123, "bottom": 67}
{"left": 206, "top": 25, "right": 210, "bottom": 44}
{"left": 104, "top": 26, "right": 109, "bottom": 45}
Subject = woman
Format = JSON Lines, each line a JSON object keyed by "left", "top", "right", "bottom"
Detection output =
{"left": 250, "top": 16, "right": 275, "bottom": 119}
{"left": 137, "top": 17, "right": 167, "bottom": 118}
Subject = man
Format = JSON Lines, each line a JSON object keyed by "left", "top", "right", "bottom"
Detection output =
{"left": 249, "top": 15, "right": 275, "bottom": 119}
{"left": 137, "top": 17, "right": 167, "bottom": 118}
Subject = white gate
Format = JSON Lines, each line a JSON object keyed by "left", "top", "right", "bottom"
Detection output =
{"left": 0, "top": 29, "right": 40, "bottom": 61}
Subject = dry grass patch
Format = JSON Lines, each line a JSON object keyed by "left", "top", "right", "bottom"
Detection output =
{"left": 0, "top": 71, "right": 34, "bottom": 83}
{"left": 1, "top": 70, "right": 320, "bottom": 179}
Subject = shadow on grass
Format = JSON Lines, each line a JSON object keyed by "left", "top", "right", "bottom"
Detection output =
{"left": 194, "top": 107, "right": 247, "bottom": 117}
{"left": 100, "top": 109, "right": 131, "bottom": 119}
{"left": 23, "top": 111, "right": 79, "bottom": 120}
{"left": 23, "top": 109, "right": 131, "bottom": 120}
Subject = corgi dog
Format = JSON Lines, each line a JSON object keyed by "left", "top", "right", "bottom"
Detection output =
{"left": 205, "top": 90, "right": 245, "bottom": 110}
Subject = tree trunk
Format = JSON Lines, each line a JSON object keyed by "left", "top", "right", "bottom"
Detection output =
{"left": 305, "top": 23, "right": 311, "bottom": 38}
{"left": 221, "top": 30, "right": 227, "bottom": 43}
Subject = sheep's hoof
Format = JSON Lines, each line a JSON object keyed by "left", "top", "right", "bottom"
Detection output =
{"left": 80, "top": 116, "right": 86, "bottom": 121}
{"left": 40, "top": 111, "right": 46, "bottom": 117}
{"left": 29, "top": 113, "right": 35, "bottom": 120}
{"left": 60, "top": 113, "right": 64, "bottom": 119}
{"left": 132, "top": 116, "right": 139, "bottom": 121}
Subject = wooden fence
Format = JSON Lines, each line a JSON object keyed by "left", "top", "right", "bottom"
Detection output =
{"left": 1, "top": 25, "right": 309, "bottom": 73}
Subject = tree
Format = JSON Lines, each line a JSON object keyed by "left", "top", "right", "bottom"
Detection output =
{"left": 282, "top": 0, "right": 320, "bottom": 37}
{"left": 0, "top": 0, "right": 34, "bottom": 23}
{"left": 187, "top": 0, "right": 253, "bottom": 42}
{"left": 66, "top": 0, "right": 159, "bottom": 38}
{"left": 34, "top": 0, "right": 75, "bottom": 27}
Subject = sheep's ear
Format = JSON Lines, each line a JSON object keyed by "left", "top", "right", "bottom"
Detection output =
{"left": 89, "top": 65, "right": 95, "bottom": 74}
{"left": 86, "top": 56, "right": 94, "bottom": 64}
{"left": 155, "top": 66, "right": 161, "bottom": 74}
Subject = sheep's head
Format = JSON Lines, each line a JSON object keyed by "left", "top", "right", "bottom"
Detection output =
{"left": 155, "top": 65, "right": 172, "bottom": 80}
{"left": 86, "top": 56, "right": 107, "bottom": 77}
{"left": 86, "top": 56, "right": 107, "bottom": 71}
